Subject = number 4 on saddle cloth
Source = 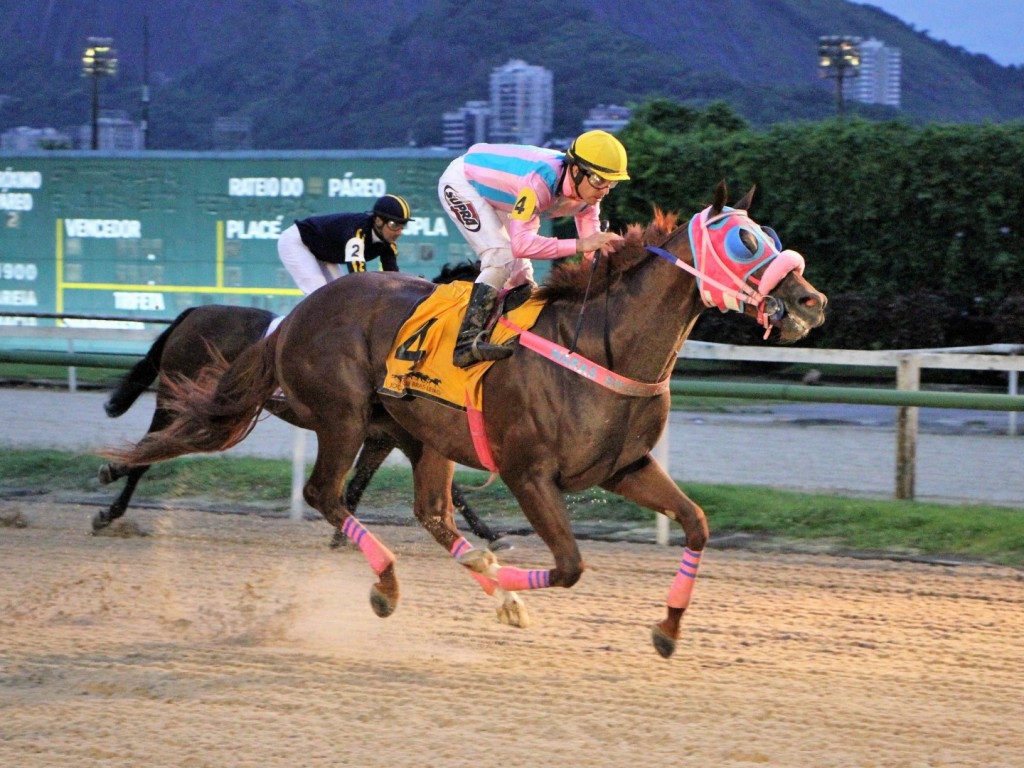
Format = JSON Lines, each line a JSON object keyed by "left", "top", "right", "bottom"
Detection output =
{"left": 379, "top": 282, "right": 544, "bottom": 470}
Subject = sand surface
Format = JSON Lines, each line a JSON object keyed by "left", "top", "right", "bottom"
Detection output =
{"left": 2, "top": 501, "right": 1022, "bottom": 768}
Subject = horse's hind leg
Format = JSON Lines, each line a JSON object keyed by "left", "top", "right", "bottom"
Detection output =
{"left": 95, "top": 402, "right": 175, "bottom": 531}
{"left": 600, "top": 456, "right": 709, "bottom": 659}
{"left": 93, "top": 464, "right": 150, "bottom": 531}
{"left": 376, "top": 425, "right": 508, "bottom": 550}
{"left": 305, "top": 420, "right": 400, "bottom": 619}
{"left": 328, "top": 433, "right": 395, "bottom": 549}
{"left": 457, "top": 469, "right": 585, "bottom": 628}
{"left": 409, "top": 447, "right": 528, "bottom": 627}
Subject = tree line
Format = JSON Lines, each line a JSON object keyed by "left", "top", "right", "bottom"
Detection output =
{"left": 599, "top": 101, "right": 1024, "bottom": 349}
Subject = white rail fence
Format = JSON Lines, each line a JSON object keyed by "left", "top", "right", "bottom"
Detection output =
{"left": 3, "top": 326, "right": 1022, "bottom": 541}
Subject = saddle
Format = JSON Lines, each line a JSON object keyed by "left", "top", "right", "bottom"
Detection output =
{"left": 378, "top": 282, "right": 545, "bottom": 411}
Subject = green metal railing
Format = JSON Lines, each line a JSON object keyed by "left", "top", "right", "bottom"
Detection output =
{"left": 669, "top": 380, "right": 1024, "bottom": 411}
{"left": 3, "top": 346, "right": 1023, "bottom": 411}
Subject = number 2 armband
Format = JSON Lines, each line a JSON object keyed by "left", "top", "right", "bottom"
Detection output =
{"left": 344, "top": 235, "right": 366, "bottom": 264}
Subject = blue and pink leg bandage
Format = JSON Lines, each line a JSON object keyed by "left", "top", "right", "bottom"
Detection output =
{"left": 449, "top": 536, "right": 551, "bottom": 592}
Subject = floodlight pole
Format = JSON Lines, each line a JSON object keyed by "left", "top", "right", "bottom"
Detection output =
{"left": 818, "top": 35, "right": 861, "bottom": 119}
{"left": 82, "top": 37, "right": 118, "bottom": 150}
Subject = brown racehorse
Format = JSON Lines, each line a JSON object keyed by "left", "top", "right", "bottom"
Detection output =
{"left": 96, "top": 262, "right": 506, "bottom": 547}
{"left": 105, "top": 183, "right": 827, "bottom": 657}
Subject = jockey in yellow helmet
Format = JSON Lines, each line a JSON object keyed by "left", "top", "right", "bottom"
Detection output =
{"left": 438, "top": 130, "right": 629, "bottom": 367}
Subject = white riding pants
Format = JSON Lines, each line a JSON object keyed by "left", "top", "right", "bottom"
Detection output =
{"left": 277, "top": 224, "right": 342, "bottom": 295}
{"left": 438, "top": 157, "right": 534, "bottom": 291}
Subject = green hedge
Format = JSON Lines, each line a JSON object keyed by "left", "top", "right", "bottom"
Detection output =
{"left": 603, "top": 101, "right": 1024, "bottom": 349}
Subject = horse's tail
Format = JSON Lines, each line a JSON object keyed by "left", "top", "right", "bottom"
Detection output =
{"left": 102, "top": 330, "right": 280, "bottom": 467}
{"left": 104, "top": 308, "right": 197, "bottom": 417}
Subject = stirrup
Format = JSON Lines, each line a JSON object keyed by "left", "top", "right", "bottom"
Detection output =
{"left": 454, "top": 333, "right": 512, "bottom": 367}
{"left": 471, "top": 336, "right": 513, "bottom": 361}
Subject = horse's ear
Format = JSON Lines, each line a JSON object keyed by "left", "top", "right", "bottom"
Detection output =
{"left": 711, "top": 180, "right": 728, "bottom": 214}
{"left": 735, "top": 185, "right": 757, "bottom": 211}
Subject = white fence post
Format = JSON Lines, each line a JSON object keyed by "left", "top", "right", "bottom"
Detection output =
{"left": 67, "top": 338, "right": 77, "bottom": 393}
{"left": 654, "top": 431, "right": 671, "bottom": 546}
{"left": 289, "top": 426, "right": 307, "bottom": 520}
{"left": 894, "top": 355, "right": 921, "bottom": 500}
{"left": 1010, "top": 370, "right": 1019, "bottom": 437}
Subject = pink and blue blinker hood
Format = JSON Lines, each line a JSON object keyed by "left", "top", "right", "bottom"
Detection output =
{"left": 686, "top": 205, "right": 804, "bottom": 313}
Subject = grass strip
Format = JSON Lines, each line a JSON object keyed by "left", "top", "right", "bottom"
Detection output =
{"left": 2, "top": 449, "right": 1021, "bottom": 567}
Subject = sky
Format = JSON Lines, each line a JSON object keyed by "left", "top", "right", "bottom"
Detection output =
{"left": 861, "top": 0, "right": 1023, "bottom": 66}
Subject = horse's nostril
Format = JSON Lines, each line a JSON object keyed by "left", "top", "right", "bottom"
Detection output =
{"left": 802, "top": 293, "right": 826, "bottom": 309}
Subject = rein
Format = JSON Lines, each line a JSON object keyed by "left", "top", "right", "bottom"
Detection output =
{"left": 468, "top": 210, "right": 786, "bottom": 474}
{"left": 504, "top": 208, "right": 791, "bottom": 395}
{"left": 569, "top": 219, "right": 610, "bottom": 354}
{"left": 499, "top": 317, "right": 670, "bottom": 397}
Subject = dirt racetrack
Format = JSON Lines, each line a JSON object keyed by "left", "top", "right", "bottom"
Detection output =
{"left": 2, "top": 500, "right": 1022, "bottom": 768}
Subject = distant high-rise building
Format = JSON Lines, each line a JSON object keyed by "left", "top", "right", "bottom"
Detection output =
{"left": 488, "top": 59, "right": 553, "bottom": 146}
{"left": 1, "top": 126, "right": 73, "bottom": 150}
{"left": 214, "top": 116, "right": 253, "bottom": 150}
{"left": 582, "top": 104, "right": 632, "bottom": 133}
{"left": 845, "top": 38, "right": 902, "bottom": 108}
{"left": 78, "top": 111, "right": 144, "bottom": 150}
{"left": 442, "top": 100, "right": 490, "bottom": 151}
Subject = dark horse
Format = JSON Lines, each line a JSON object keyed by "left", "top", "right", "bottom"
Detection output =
{"left": 106, "top": 184, "right": 827, "bottom": 657}
{"left": 96, "top": 261, "right": 506, "bottom": 547}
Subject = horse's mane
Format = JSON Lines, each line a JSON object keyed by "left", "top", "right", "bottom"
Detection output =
{"left": 433, "top": 259, "right": 481, "bottom": 284}
{"left": 534, "top": 208, "right": 683, "bottom": 303}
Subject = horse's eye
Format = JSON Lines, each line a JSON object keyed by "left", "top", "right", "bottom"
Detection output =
{"left": 739, "top": 229, "right": 759, "bottom": 254}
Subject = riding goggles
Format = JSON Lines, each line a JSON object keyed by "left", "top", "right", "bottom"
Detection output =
{"left": 586, "top": 172, "right": 618, "bottom": 191}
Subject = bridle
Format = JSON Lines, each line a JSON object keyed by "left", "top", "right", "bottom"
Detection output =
{"left": 501, "top": 207, "right": 804, "bottom": 394}
{"left": 478, "top": 208, "right": 804, "bottom": 475}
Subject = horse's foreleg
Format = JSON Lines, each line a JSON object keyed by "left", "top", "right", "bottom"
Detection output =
{"left": 305, "top": 421, "right": 399, "bottom": 618}
{"left": 410, "top": 449, "right": 486, "bottom": 573}
{"left": 452, "top": 483, "right": 510, "bottom": 551}
{"left": 601, "top": 456, "right": 709, "bottom": 659}
{"left": 392, "top": 429, "right": 507, "bottom": 549}
{"left": 343, "top": 434, "right": 394, "bottom": 511}
{"left": 458, "top": 473, "right": 581, "bottom": 629}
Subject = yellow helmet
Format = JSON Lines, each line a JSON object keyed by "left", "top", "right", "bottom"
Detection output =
{"left": 565, "top": 130, "right": 630, "bottom": 181}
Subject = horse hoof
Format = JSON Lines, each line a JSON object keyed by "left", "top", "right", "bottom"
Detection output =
{"left": 97, "top": 464, "right": 115, "bottom": 485}
{"left": 369, "top": 584, "right": 396, "bottom": 618}
{"left": 496, "top": 594, "right": 530, "bottom": 628}
{"left": 650, "top": 624, "right": 677, "bottom": 659}
{"left": 457, "top": 547, "right": 498, "bottom": 574}
{"left": 328, "top": 529, "right": 346, "bottom": 549}
{"left": 91, "top": 513, "right": 111, "bottom": 532}
{"left": 487, "top": 535, "right": 513, "bottom": 553}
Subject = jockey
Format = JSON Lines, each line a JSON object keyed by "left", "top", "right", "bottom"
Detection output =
{"left": 438, "top": 130, "right": 629, "bottom": 367}
{"left": 278, "top": 194, "right": 413, "bottom": 294}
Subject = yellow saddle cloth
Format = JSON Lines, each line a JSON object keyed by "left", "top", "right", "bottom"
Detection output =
{"left": 379, "top": 282, "right": 545, "bottom": 411}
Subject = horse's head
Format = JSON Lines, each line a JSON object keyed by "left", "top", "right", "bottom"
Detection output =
{"left": 672, "top": 181, "right": 827, "bottom": 344}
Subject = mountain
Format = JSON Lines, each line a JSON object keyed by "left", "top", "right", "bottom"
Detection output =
{"left": 1, "top": 0, "right": 1023, "bottom": 150}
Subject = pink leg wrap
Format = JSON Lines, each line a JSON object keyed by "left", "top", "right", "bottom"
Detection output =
{"left": 449, "top": 537, "right": 497, "bottom": 596}
{"left": 666, "top": 547, "right": 703, "bottom": 610}
{"left": 341, "top": 517, "right": 394, "bottom": 575}
{"left": 497, "top": 566, "right": 551, "bottom": 592}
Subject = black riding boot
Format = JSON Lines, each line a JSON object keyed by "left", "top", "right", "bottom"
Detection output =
{"left": 452, "top": 283, "right": 514, "bottom": 368}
